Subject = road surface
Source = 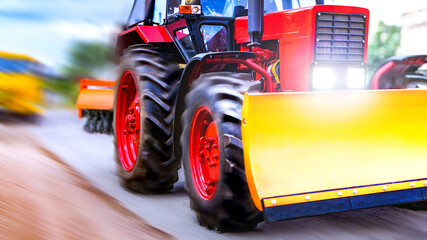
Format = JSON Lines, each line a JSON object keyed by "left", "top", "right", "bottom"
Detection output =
{"left": 0, "top": 116, "right": 172, "bottom": 240}
{"left": 24, "top": 110, "right": 427, "bottom": 239}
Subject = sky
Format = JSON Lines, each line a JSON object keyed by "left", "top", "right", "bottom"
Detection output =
{"left": 0, "top": 0, "right": 133, "bottom": 69}
{"left": 1, "top": 0, "right": 427, "bottom": 71}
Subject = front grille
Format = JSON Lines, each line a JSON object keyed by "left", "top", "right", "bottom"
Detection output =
{"left": 315, "top": 12, "right": 366, "bottom": 62}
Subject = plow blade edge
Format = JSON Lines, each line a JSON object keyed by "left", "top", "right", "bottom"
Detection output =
{"left": 241, "top": 90, "right": 427, "bottom": 222}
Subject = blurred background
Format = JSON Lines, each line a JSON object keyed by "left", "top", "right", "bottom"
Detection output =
{"left": 0, "top": 0, "right": 426, "bottom": 112}
{"left": 0, "top": 0, "right": 133, "bottom": 112}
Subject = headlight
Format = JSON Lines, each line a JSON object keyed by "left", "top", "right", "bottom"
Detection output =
{"left": 347, "top": 68, "right": 366, "bottom": 89}
{"left": 311, "top": 64, "right": 366, "bottom": 90}
{"left": 312, "top": 67, "right": 337, "bottom": 89}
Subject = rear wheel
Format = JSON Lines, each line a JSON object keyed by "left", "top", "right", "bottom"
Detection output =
{"left": 181, "top": 72, "right": 262, "bottom": 231}
{"left": 114, "top": 45, "right": 180, "bottom": 193}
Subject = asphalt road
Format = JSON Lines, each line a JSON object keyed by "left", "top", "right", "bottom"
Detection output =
{"left": 27, "top": 110, "right": 427, "bottom": 240}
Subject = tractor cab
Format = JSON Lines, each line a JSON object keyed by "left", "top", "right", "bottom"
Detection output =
{"left": 125, "top": 0, "right": 325, "bottom": 61}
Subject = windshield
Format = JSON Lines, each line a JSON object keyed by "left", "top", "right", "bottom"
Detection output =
{"left": 127, "top": 0, "right": 150, "bottom": 27}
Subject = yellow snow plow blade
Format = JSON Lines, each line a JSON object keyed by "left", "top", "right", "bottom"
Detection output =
{"left": 75, "top": 79, "right": 115, "bottom": 117}
{"left": 242, "top": 89, "right": 427, "bottom": 220}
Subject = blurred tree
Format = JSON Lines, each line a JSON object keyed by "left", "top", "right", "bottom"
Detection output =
{"left": 367, "top": 21, "right": 401, "bottom": 79}
{"left": 45, "top": 40, "right": 115, "bottom": 107}
{"left": 61, "top": 41, "right": 114, "bottom": 79}
{"left": 43, "top": 76, "right": 80, "bottom": 108}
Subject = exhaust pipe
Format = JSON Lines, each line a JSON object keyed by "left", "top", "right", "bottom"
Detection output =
{"left": 248, "top": 0, "right": 264, "bottom": 46}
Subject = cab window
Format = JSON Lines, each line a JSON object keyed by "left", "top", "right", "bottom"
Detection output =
{"left": 175, "top": 27, "right": 196, "bottom": 58}
{"left": 200, "top": 25, "right": 227, "bottom": 52}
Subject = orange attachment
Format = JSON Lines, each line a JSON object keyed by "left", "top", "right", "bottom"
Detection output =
{"left": 75, "top": 78, "right": 116, "bottom": 118}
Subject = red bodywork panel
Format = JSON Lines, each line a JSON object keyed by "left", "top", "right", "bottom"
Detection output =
{"left": 116, "top": 26, "right": 173, "bottom": 58}
{"left": 165, "top": 19, "right": 187, "bottom": 36}
{"left": 235, "top": 5, "right": 369, "bottom": 92}
{"left": 118, "top": 26, "right": 173, "bottom": 43}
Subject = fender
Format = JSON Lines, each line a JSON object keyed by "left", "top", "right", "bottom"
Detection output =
{"left": 371, "top": 55, "right": 427, "bottom": 89}
{"left": 115, "top": 26, "right": 173, "bottom": 59}
{"left": 173, "top": 51, "right": 256, "bottom": 164}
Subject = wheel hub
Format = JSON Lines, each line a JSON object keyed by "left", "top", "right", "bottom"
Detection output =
{"left": 189, "top": 106, "right": 220, "bottom": 200}
{"left": 124, "top": 97, "right": 140, "bottom": 144}
{"left": 116, "top": 70, "right": 140, "bottom": 171}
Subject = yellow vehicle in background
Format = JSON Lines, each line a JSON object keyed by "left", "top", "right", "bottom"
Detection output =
{"left": 0, "top": 51, "right": 44, "bottom": 115}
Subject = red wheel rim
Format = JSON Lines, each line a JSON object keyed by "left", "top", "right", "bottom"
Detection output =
{"left": 116, "top": 70, "right": 140, "bottom": 171}
{"left": 189, "top": 106, "right": 220, "bottom": 200}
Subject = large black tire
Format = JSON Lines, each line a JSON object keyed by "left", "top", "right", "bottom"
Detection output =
{"left": 180, "top": 72, "right": 263, "bottom": 231}
{"left": 114, "top": 45, "right": 180, "bottom": 193}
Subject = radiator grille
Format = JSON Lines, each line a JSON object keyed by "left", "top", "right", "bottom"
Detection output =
{"left": 315, "top": 12, "right": 366, "bottom": 62}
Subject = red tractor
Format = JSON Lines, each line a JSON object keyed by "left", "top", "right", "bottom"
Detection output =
{"left": 77, "top": 0, "right": 427, "bottom": 231}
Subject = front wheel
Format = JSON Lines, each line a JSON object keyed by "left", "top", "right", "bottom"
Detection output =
{"left": 180, "top": 72, "right": 262, "bottom": 231}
